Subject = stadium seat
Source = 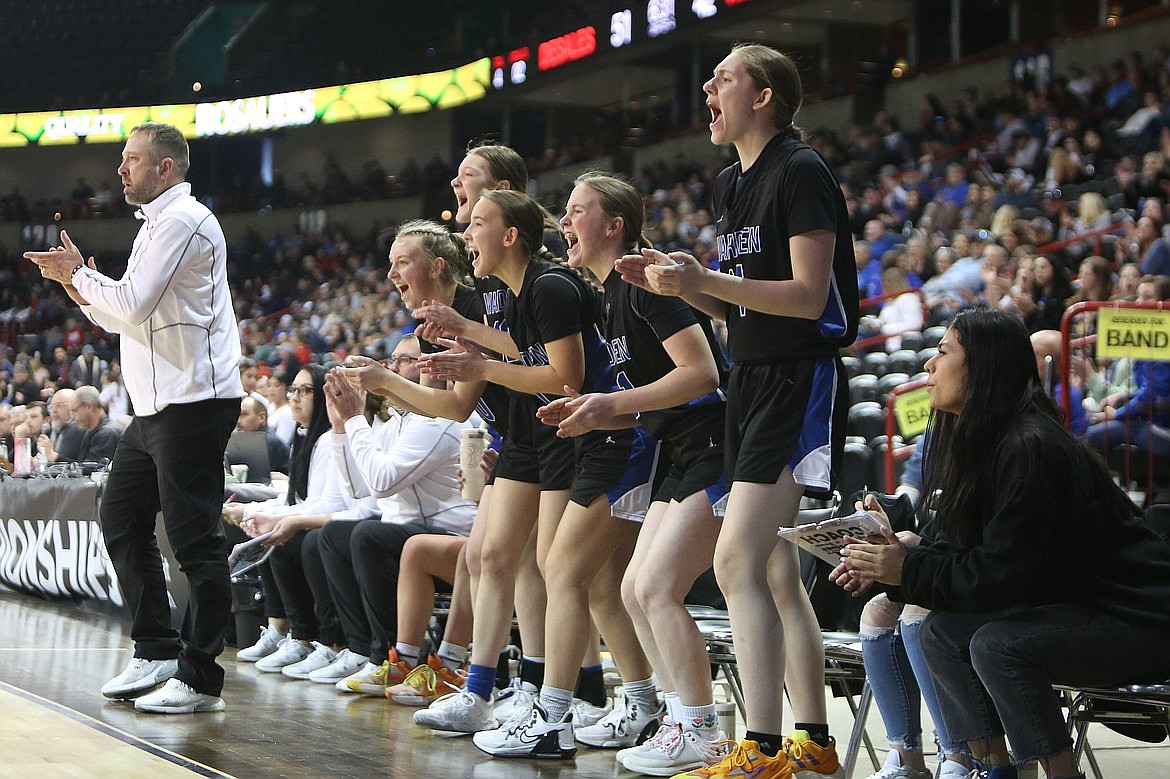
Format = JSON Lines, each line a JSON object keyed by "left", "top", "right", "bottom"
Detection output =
{"left": 922, "top": 325, "right": 948, "bottom": 349}
{"left": 849, "top": 373, "right": 880, "bottom": 405}
{"left": 886, "top": 348, "right": 923, "bottom": 377}
{"left": 847, "top": 401, "right": 886, "bottom": 442}
{"left": 877, "top": 372, "right": 912, "bottom": 405}
{"left": 841, "top": 355, "right": 863, "bottom": 381}
{"left": 862, "top": 351, "right": 890, "bottom": 377}
{"left": 897, "top": 331, "right": 926, "bottom": 352}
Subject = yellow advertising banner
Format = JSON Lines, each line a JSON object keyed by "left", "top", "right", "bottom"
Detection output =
{"left": 0, "top": 59, "right": 490, "bottom": 146}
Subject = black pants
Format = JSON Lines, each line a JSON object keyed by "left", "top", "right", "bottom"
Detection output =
{"left": 100, "top": 398, "right": 239, "bottom": 696}
{"left": 267, "top": 528, "right": 343, "bottom": 645}
{"left": 316, "top": 519, "right": 449, "bottom": 660}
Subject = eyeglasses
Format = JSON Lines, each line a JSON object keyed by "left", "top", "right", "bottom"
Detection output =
{"left": 287, "top": 385, "right": 315, "bottom": 398}
{"left": 389, "top": 356, "right": 419, "bottom": 368}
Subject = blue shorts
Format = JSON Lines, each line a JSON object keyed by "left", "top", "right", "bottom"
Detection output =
{"left": 571, "top": 426, "right": 660, "bottom": 521}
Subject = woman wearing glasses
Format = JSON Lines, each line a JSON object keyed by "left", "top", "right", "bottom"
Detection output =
{"left": 222, "top": 364, "right": 356, "bottom": 675}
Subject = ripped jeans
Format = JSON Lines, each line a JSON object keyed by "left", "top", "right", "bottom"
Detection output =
{"left": 861, "top": 593, "right": 966, "bottom": 756}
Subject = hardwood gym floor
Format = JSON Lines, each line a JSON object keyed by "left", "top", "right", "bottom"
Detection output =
{"left": 1, "top": 585, "right": 1166, "bottom": 778}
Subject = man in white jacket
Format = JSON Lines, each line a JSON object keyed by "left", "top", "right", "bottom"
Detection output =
{"left": 27, "top": 122, "right": 243, "bottom": 714}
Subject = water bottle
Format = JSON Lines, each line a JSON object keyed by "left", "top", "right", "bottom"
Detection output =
{"left": 34, "top": 450, "right": 47, "bottom": 477}
{"left": 0, "top": 441, "right": 10, "bottom": 474}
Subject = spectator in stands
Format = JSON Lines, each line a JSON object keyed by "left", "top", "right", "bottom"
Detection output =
{"left": 1012, "top": 255, "right": 1072, "bottom": 332}
{"left": 70, "top": 344, "right": 106, "bottom": 389}
{"left": 38, "top": 388, "right": 83, "bottom": 464}
{"left": 1057, "top": 192, "right": 1113, "bottom": 263}
{"left": 5, "top": 362, "right": 39, "bottom": 406}
{"left": 992, "top": 168, "right": 1037, "bottom": 211}
{"left": 1112, "top": 261, "right": 1143, "bottom": 300}
{"left": 45, "top": 345, "right": 71, "bottom": 386}
{"left": 99, "top": 363, "right": 130, "bottom": 422}
{"left": 1135, "top": 215, "right": 1170, "bottom": 275}
{"left": 263, "top": 368, "right": 296, "bottom": 447}
{"left": 1085, "top": 274, "right": 1170, "bottom": 472}
{"left": 0, "top": 405, "right": 12, "bottom": 463}
{"left": 1063, "top": 254, "right": 1114, "bottom": 343}
{"left": 70, "top": 385, "right": 122, "bottom": 463}
{"left": 835, "top": 306, "right": 1170, "bottom": 779}
{"left": 856, "top": 239, "right": 882, "bottom": 300}
{"left": 234, "top": 396, "right": 290, "bottom": 475}
{"left": 860, "top": 266, "right": 925, "bottom": 352}
{"left": 1031, "top": 329, "right": 1088, "bottom": 437}
{"left": 1124, "top": 151, "right": 1170, "bottom": 207}
{"left": 922, "top": 240, "right": 987, "bottom": 320}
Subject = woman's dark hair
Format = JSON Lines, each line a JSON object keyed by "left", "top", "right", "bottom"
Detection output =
{"left": 286, "top": 363, "right": 329, "bottom": 505}
{"left": 925, "top": 308, "right": 1138, "bottom": 547}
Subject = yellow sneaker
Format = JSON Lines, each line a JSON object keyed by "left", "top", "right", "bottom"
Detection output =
{"left": 345, "top": 648, "right": 412, "bottom": 695}
{"left": 669, "top": 739, "right": 792, "bottom": 779}
{"left": 782, "top": 730, "right": 844, "bottom": 779}
{"left": 386, "top": 654, "right": 465, "bottom": 706}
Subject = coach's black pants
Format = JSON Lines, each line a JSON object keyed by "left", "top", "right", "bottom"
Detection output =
{"left": 100, "top": 398, "right": 239, "bottom": 696}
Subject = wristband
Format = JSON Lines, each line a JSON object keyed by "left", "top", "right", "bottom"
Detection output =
{"left": 70, "top": 264, "right": 84, "bottom": 280}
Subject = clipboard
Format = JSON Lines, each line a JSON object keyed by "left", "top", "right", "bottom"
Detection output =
{"left": 778, "top": 509, "right": 889, "bottom": 565}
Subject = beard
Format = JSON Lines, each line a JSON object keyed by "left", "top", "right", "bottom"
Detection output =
{"left": 123, "top": 175, "right": 161, "bottom": 206}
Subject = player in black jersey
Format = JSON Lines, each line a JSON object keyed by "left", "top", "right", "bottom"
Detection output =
{"left": 536, "top": 173, "right": 734, "bottom": 773}
{"left": 419, "top": 189, "right": 656, "bottom": 759}
{"left": 619, "top": 44, "right": 857, "bottom": 779}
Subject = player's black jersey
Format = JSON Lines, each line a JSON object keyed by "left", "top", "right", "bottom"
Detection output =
{"left": 416, "top": 283, "right": 510, "bottom": 438}
{"left": 601, "top": 272, "right": 727, "bottom": 439}
{"left": 507, "top": 258, "right": 617, "bottom": 406}
{"left": 711, "top": 131, "right": 858, "bottom": 363}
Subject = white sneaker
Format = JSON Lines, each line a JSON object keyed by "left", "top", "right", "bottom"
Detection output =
{"left": 938, "top": 759, "right": 974, "bottom": 778}
{"left": 472, "top": 698, "right": 577, "bottom": 759}
{"left": 575, "top": 696, "right": 662, "bottom": 748}
{"left": 101, "top": 657, "right": 179, "bottom": 699}
{"left": 622, "top": 726, "right": 731, "bottom": 776}
{"left": 413, "top": 689, "right": 498, "bottom": 734}
{"left": 336, "top": 661, "right": 381, "bottom": 693}
{"left": 617, "top": 715, "right": 677, "bottom": 764}
{"left": 254, "top": 637, "right": 312, "bottom": 673}
{"left": 281, "top": 642, "right": 337, "bottom": 679}
{"left": 308, "top": 648, "right": 369, "bottom": 683}
{"left": 236, "top": 625, "right": 287, "bottom": 662}
{"left": 860, "top": 750, "right": 934, "bottom": 779}
{"left": 134, "top": 678, "right": 225, "bottom": 714}
{"left": 493, "top": 679, "right": 537, "bottom": 723}
{"left": 571, "top": 696, "right": 613, "bottom": 727}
